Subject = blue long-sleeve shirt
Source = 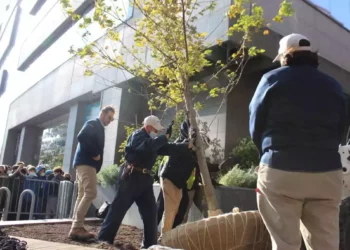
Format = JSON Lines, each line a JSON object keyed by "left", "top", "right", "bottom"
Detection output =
{"left": 73, "top": 118, "right": 105, "bottom": 173}
{"left": 125, "top": 128, "right": 189, "bottom": 170}
{"left": 249, "top": 65, "right": 347, "bottom": 172}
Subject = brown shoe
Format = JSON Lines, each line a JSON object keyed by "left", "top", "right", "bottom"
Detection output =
{"left": 69, "top": 227, "right": 95, "bottom": 240}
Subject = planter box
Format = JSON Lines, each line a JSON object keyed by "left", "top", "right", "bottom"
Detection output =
{"left": 187, "top": 185, "right": 257, "bottom": 222}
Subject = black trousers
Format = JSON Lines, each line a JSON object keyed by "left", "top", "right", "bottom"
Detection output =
{"left": 156, "top": 187, "right": 189, "bottom": 228}
{"left": 98, "top": 172, "right": 157, "bottom": 249}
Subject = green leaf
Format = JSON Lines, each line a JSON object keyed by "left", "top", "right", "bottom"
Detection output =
{"left": 84, "top": 69, "right": 93, "bottom": 76}
{"left": 194, "top": 102, "right": 204, "bottom": 111}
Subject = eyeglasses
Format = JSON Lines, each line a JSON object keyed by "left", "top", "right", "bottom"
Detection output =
{"left": 108, "top": 116, "right": 114, "bottom": 122}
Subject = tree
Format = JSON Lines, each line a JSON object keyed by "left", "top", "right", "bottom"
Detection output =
{"left": 60, "top": 0, "right": 293, "bottom": 216}
{"left": 39, "top": 123, "right": 67, "bottom": 167}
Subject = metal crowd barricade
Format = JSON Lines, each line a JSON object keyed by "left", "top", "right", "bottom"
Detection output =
{"left": 0, "top": 187, "right": 11, "bottom": 221}
{"left": 69, "top": 181, "right": 79, "bottom": 218}
{"left": 16, "top": 189, "right": 35, "bottom": 220}
{"left": 0, "top": 176, "right": 24, "bottom": 221}
{"left": 0, "top": 176, "right": 72, "bottom": 221}
{"left": 56, "top": 181, "right": 74, "bottom": 219}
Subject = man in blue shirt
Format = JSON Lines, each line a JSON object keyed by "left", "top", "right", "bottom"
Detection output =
{"left": 97, "top": 115, "right": 193, "bottom": 249}
{"left": 69, "top": 105, "right": 116, "bottom": 240}
{"left": 249, "top": 33, "right": 347, "bottom": 250}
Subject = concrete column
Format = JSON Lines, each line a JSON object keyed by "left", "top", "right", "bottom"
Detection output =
{"left": 225, "top": 73, "right": 262, "bottom": 156}
{"left": 62, "top": 103, "right": 86, "bottom": 179}
{"left": 16, "top": 126, "right": 43, "bottom": 166}
{"left": 100, "top": 87, "right": 122, "bottom": 168}
{"left": 1, "top": 129, "right": 21, "bottom": 165}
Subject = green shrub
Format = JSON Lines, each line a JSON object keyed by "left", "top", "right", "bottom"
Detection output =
{"left": 232, "top": 137, "right": 259, "bottom": 170}
{"left": 97, "top": 164, "right": 120, "bottom": 187}
{"left": 219, "top": 165, "right": 257, "bottom": 188}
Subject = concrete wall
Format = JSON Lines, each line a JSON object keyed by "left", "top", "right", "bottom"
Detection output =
{"left": 2, "top": 129, "right": 20, "bottom": 165}
{"left": 16, "top": 126, "right": 43, "bottom": 166}
{"left": 18, "top": 0, "right": 93, "bottom": 71}
{"left": 266, "top": 0, "right": 350, "bottom": 73}
{"left": 225, "top": 72, "right": 264, "bottom": 155}
{"left": 100, "top": 88, "right": 122, "bottom": 168}
{"left": 3, "top": 0, "right": 231, "bottom": 132}
{"left": 5, "top": 0, "right": 350, "bottom": 132}
{"left": 238, "top": 0, "right": 350, "bottom": 94}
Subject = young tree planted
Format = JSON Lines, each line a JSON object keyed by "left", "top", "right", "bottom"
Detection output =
{"left": 60, "top": 0, "right": 293, "bottom": 216}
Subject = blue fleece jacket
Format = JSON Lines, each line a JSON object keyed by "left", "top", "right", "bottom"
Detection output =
{"left": 125, "top": 128, "right": 190, "bottom": 170}
{"left": 249, "top": 65, "right": 347, "bottom": 172}
{"left": 73, "top": 118, "right": 105, "bottom": 173}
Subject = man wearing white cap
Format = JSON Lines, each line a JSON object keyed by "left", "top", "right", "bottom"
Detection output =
{"left": 98, "top": 115, "right": 193, "bottom": 248}
{"left": 250, "top": 33, "right": 347, "bottom": 250}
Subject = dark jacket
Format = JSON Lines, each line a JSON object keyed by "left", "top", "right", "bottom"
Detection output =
{"left": 159, "top": 122, "right": 197, "bottom": 189}
{"left": 73, "top": 118, "right": 105, "bottom": 173}
{"left": 160, "top": 138, "right": 197, "bottom": 189}
{"left": 48, "top": 175, "right": 64, "bottom": 197}
{"left": 249, "top": 65, "right": 347, "bottom": 172}
{"left": 125, "top": 128, "right": 189, "bottom": 170}
{"left": 23, "top": 175, "right": 41, "bottom": 202}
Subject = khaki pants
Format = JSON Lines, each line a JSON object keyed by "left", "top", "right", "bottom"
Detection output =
{"left": 72, "top": 165, "right": 97, "bottom": 229}
{"left": 257, "top": 164, "right": 342, "bottom": 250}
{"left": 160, "top": 178, "right": 182, "bottom": 235}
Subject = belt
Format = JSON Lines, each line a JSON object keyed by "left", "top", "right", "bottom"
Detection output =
{"left": 131, "top": 166, "right": 153, "bottom": 175}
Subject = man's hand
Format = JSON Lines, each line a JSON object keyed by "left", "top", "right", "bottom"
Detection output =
{"left": 93, "top": 155, "right": 101, "bottom": 161}
{"left": 188, "top": 140, "right": 196, "bottom": 150}
{"left": 166, "top": 121, "right": 174, "bottom": 139}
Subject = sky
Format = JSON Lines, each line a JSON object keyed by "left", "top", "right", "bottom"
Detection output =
{"left": 0, "top": 0, "right": 349, "bottom": 152}
{"left": 310, "top": 0, "right": 350, "bottom": 29}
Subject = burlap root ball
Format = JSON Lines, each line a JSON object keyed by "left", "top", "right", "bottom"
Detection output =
{"left": 161, "top": 210, "right": 271, "bottom": 250}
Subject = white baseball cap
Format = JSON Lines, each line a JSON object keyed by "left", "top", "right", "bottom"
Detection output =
{"left": 273, "top": 33, "right": 312, "bottom": 62}
{"left": 143, "top": 115, "right": 164, "bottom": 131}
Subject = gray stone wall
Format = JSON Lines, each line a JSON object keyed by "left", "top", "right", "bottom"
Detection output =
{"left": 2, "top": 129, "right": 20, "bottom": 165}
{"left": 16, "top": 126, "right": 43, "bottom": 166}
{"left": 225, "top": 72, "right": 263, "bottom": 155}
{"left": 100, "top": 87, "right": 122, "bottom": 168}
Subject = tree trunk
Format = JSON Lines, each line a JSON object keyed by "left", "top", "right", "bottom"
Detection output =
{"left": 182, "top": 80, "right": 222, "bottom": 216}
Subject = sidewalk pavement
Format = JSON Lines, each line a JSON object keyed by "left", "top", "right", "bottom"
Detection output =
{"left": 14, "top": 236, "right": 101, "bottom": 250}
{"left": 0, "top": 217, "right": 101, "bottom": 226}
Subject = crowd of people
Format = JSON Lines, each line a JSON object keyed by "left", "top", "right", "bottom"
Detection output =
{"left": 0, "top": 162, "right": 72, "bottom": 182}
{"left": 0, "top": 162, "right": 73, "bottom": 220}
